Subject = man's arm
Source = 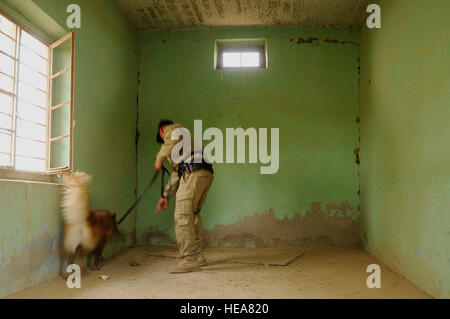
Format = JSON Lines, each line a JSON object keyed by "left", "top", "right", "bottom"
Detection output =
{"left": 163, "top": 171, "right": 180, "bottom": 200}
{"left": 156, "top": 126, "right": 180, "bottom": 164}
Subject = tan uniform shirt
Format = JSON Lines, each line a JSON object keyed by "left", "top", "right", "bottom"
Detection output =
{"left": 156, "top": 124, "right": 196, "bottom": 199}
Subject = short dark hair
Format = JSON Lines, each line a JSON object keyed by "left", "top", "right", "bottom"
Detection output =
{"left": 156, "top": 119, "right": 174, "bottom": 144}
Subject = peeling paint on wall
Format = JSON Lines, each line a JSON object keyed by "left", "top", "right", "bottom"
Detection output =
{"left": 140, "top": 201, "right": 361, "bottom": 248}
{"left": 324, "top": 38, "right": 359, "bottom": 46}
{"left": 204, "top": 202, "right": 361, "bottom": 248}
{"left": 291, "top": 37, "right": 319, "bottom": 45}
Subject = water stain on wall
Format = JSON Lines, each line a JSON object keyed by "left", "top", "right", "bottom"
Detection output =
{"left": 140, "top": 201, "right": 361, "bottom": 249}
{"left": 142, "top": 225, "right": 177, "bottom": 245}
{"left": 0, "top": 230, "right": 63, "bottom": 297}
{"left": 205, "top": 202, "right": 361, "bottom": 248}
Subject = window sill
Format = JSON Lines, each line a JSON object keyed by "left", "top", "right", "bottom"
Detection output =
{"left": 0, "top": 169, "right": 63, "bottom": 185}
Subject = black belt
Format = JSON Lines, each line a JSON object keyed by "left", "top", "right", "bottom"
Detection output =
{"left": 178, "top": 162, "right": 214, "bottom": 178}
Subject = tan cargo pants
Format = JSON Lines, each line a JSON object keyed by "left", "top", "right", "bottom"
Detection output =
{"left": 174, "top": 169, "right": 213, "bottom": 258}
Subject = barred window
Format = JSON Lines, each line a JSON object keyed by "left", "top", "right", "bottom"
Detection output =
{"left": 0, "top": 12, "right": 74, "bottom": 173}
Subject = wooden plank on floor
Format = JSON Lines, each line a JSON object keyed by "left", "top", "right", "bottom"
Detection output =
{"left": 145, "top": 246, "right": 305, "bottom": 266}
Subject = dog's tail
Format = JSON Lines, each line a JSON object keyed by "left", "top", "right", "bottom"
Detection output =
{"left": 62, "top": 172, "right": 91, "bottom": 224}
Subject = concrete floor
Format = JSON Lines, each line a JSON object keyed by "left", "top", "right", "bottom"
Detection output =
{"left": 7, "top": 246, "right": 429, "bottom": 299}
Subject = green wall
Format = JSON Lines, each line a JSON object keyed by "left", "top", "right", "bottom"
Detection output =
{"left": 137, "top": 27, "right": 361, "bottom": 248}
{"left": 4, "top": 0, "right": 446, "bottom": 300}
{"left": 0, "top": 0, "right": 138, "bottom": 297}
{"left": 360, "top": 0, "right": 449, "bottom": 298}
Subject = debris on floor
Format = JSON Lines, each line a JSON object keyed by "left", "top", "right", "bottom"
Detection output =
{"left": 129, "top": 261, "right": 141, "bottom": 267}
{"left": 99, "top": 275, "right": 110, "bottom": 281}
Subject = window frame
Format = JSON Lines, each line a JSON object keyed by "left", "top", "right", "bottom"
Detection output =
{"left": 214, "top": 39, "right": 268, "bottom": 70}
{"left": 0, "top": 10, "right": 74, "bottom": 177}
{"left": 47, "top": 32, "right": 75, "bottom": 174}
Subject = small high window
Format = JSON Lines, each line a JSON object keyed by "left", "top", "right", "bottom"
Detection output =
{"left": 214, "top": 39, "right": 267, "bottom": 69}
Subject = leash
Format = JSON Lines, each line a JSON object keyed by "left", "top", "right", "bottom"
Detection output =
{"left": 116, "top": 165, "right": 170, "bottom": 225}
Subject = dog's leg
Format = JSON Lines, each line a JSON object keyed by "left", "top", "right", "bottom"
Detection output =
{"left": 65, "top": 254, "right": 74, "bottom": 280}
{"left": 77, "top": 248, "right": 90, "bottom": 275}
{"left": 93, "top": 238, "right": 107, "bottom": 271}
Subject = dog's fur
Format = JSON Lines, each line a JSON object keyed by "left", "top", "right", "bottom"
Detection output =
{"left": 62, "top": 171, "right": 118, "bottom": 275}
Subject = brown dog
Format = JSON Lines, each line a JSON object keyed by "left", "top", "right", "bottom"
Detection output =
{"left": 62, "top": 172, "right": 118, "bottom": 275}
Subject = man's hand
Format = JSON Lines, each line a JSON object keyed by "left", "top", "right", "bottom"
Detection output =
{"left": 154, "top": 160, "right": 163, "bottom": 171}
{"left": 156, "top": 197, "right": 168, "bottom": 212}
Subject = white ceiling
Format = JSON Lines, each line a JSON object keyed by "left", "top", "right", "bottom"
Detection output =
{"left": 116, "top": 0, "right": 374, "bottom": 30}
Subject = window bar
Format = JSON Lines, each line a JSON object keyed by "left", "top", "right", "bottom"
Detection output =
{"left": 50, "top": 100, "right": 70, "bottom": 110}
{"left": 0, "top": 49, "right": 17, "bottom": 61}
{"left": 20, "top": 62, "right": 48, "bottom": 78}
{"left": 18, "top": 98, "right": 46, "bottom": 111}
{"left": 0, "top": 110, "right": 12, "bottom": 117}
{"left": 10, "top": 24, "right": 20, "bottom": 168}
{"left": 0, "top": 70, "right": 14, "bottom": 79}
{"left": 0, "top": 150, "right": 13, "bottom": 163}
{"left": 49, "top": 134, "right": 70, "bottom": 142}
{"left": 45, "top": 41, "right": 51, "bottom": 170}
{"left": 50, "top": 66, "right": 71, "bottom": 79}
{"left": 0, "top": 29, "right": 15, "bottom": 41}
{"left": 0, "top": 88, "right": 15, "bottom": 96}
{"left": 0, "top": 127, "right": 13, "bottom": 134}
{"left": 69, "top": 33, "right": 75, "bottom": 171}
{"left": 20, "top": 63, "right": 49, "bottom": 81}
{"left": 15, "top": 154, "right": 46, "bottom": 161}
{"left": 19, "top": 80, "right": 48, "bottom": 94}
{"left": 15, "top": 135, "right": 46, "bottom": 144}
{"left": 16, "top": 115, "right": 47, "bottom": 127}
{"left": 51, "top": 32, "right": 73, "bottom": 48}
{"left": 20, "top": 43, "right": 48, "bottom": 61}
{"left": 47, "top": 166, "right": 69, "bottom": 173}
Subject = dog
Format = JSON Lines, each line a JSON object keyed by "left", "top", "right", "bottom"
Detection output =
{"left": 62, "top": 171, "right": 118, "bottom": 276}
